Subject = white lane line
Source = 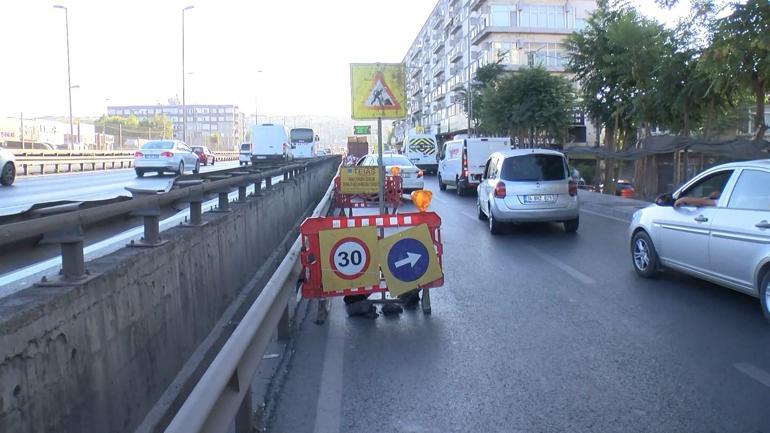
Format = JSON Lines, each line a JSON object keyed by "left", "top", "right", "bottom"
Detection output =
{"left": 734, "top": 362, "right": 770, "bottom": 388}
{"left": 461, "top": 211, "right": 478, "bottom": 221}
{"left": 431, "top": 195, "right": 448, "bottom": 204}
{"left": 580, "top": 207, "right": 631, "bottom": 224}
{"left": 313, "top": 301, "right": 344, "bottom": 433}
{"left": 529, "top": 246, "right": 596, "bottom": 286}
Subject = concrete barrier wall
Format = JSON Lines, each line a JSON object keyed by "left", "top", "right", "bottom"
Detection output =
{"left": 0, "top": 157, "right": 339, "bottom": 433}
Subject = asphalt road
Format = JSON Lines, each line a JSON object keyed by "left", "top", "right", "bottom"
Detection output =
{"left": 269, "top": 176, "right": 770, "bottom": 433}
{"left": 0, "top": 161, "right": 240, "bottom": 216}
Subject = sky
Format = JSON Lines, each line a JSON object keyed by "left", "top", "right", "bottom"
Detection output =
{"left": 0, "top": 0, "right": 690, "bottom": 120}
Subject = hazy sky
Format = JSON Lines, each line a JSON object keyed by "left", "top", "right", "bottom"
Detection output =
{"left": 0, "top": 0, "right": 688, "bottom": 120}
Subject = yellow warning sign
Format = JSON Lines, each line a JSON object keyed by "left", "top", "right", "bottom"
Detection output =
{"left": 319, "top": 226, "right": 380, "bottom": 292}
{"left": 378, "top": 224, "right": 442, "bottom": 296}
{"left": 350, "top": 63, "right": 406, "bottom": 120}
{"left": 339, "top": 166, "right": 380, "bottom": 194}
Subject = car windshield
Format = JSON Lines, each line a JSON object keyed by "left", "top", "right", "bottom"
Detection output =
{"left": 142, "top": 141, "right": 174, "bottom": 150}
{"left": 500, "top": 154, "right": 567, "bottom": 181}
{"left": 382, "top": 155, "right": 413, "bottom": 166}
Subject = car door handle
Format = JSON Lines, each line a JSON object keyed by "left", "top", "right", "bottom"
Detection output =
{"left": 694, "top": 215, "right": 709, "bottom": 223}
{"left": 756, "top": 220, "right": 770, "bottom": 229}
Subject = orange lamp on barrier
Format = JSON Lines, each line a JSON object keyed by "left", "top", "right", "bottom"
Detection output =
{"left": 390, "top": 166, "right": 401, "bottom": 177}
{"left": 411, "top": 190, "right": 433, "bottom": 212}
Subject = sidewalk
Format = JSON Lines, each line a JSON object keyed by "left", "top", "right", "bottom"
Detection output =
{"left": 578, "top": 189, "right": 650, "bottom": 221}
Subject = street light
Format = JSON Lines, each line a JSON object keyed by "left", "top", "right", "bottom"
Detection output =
{"left": 53, "top": 4, "right": 74, "bottom": 149}
{"left": 255, "top": 69, "right": 263, "bottom": 124}
{"left": 182, "top": 5, "right": 194, "bottom": 144}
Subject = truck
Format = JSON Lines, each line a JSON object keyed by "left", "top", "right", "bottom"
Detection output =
{"left": 437, "top": 137, "right": 512, "bottom": 195}
{"left": 346, "top": 136, "right": 369, "bottom": 163}
{"left": 402, "top": 132, "right": 439, "bottom": 174}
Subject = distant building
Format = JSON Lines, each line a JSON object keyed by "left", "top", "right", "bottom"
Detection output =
{"left": 107, "top": 104, "right": 245, "bottom": 149}
{"left": 403, "top": 0, "right": 597, "bottom": 145}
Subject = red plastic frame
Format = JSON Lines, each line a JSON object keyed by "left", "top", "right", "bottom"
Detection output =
{"left": 299, "top": 211, "right": 443, "bottom": 298}
{"left": 333, "top": 175, "right": 403, "bottom": 211}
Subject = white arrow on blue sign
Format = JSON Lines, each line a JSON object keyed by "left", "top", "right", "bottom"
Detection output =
{"left": 386, "top": 238, "right": 429, "bottom": 282}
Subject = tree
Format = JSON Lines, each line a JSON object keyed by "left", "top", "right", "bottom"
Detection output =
{"left": 704, "top": 0, "right": 770, "bottom": 139}
{"left": 139, "top": 114, "right": 173, "bottom": 139}
{"left": 474, "top": 66, "right": 575, "bottom": 147}
{"left": 452, "top": 61, "right": 505, "bottom": 128}
{"left": 209, "top": 131, "right": 221, "bottom": 150}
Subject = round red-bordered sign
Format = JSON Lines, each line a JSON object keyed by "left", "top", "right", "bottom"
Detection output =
{"left": 328, "top": 236, "right": 372, "bottom": 281}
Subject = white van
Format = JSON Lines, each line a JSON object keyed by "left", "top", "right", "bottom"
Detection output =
{"left": 438, "top": 137, "right": 511, "bottom": 196}
{"left": 250, "top": 124, "right": 288, "bottom": 162}
{"left": 403, "top": 132, "right": 438, "bottom": 174}
{"left": 238, "top": 143, "right": 252, "bottom": 165}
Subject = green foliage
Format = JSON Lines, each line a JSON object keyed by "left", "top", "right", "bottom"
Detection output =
{"left": 97, "top": 114, "right": 173, "bottom": 143}
{"left": 474, "top": 66, "right": 575, "bottom": 146}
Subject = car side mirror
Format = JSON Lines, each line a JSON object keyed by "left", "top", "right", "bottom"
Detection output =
{"left": 655, "top": 193, "right": 675, "bottom": 207}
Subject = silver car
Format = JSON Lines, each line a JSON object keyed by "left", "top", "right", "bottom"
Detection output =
{"left": 477, "top": 149, "right": 580, "bottom": 234}
{"left": 134, "top": 140, "right": 200, "bottom": 177}
{"left": 629, "top": 160, "right": 770, "bottom": 321}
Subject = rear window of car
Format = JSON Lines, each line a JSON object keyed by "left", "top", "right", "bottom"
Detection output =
{"left": 500, "top": 154, "right": 567, "bottom": 181}
{"left": 142, "top": 141, "right": 174, "bottom": 150}
{"left": 240, "top": 143, "right": 251, "bottom": 151}
{"left": 383, "top": 156, "right": 413, "bottom": 166}
{"left": 191, "top": 146, "right": 203, "bottom": 152}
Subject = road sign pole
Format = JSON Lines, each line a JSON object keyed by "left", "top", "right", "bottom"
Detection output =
{"left": 377, "top": 116, "right": 385, "bottom": 228}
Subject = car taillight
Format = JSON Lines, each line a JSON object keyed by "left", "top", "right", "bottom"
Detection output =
{"left": 161, "top": 151, "right": 174, "bottom": 158}
{"left": 462, "top": 149, "right": 468, "bottom": 178}
{"left": 494, "top": 181, "right": 506, "bottom": 198}
{"left": 134, "top": 151, "right": 143, "bottom": 158}
{"left": 569, "top": 180, "right": 577, "bottom": 197}
{"left": 417, "top": 170, "right": 424, "bottom": 178}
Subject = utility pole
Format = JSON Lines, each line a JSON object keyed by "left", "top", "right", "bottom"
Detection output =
{"left": 182, "top": 5, "right": 194, "bottom": 143}
{"left": 119, "top": 123, "right": 122, "bottom": 149}
{"left": 54, "top": 5, "right": 74, "bottom": 150}
{"left": 20, "top": 112, "right": 25, "bottom": 150}
{"left": 466, "top": 11, "right": 473, "bottom": 136}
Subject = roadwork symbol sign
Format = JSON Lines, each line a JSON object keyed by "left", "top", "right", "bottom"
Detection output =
{"left": 379, "top": 224, "right": 442, "bottom": 296}
{"left": 319, "top": 226, "right": 380, "bottom": 292}
{"left": 350, "top": 63, "right": 406, "bottom": 120}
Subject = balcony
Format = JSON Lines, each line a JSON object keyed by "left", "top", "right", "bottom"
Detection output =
{"left": 432, "top": 36, "right": 446, "bottom": 54}
{"left": 411, "top": 66, "right": 422, "bottom": 78}
{"left": 448, "top": 45, "right": 464, "bottom": 63}
{"left": 469, "top": 0, "right": 485, "bottom": 11}
{"left": 432, "top": 60, "right": 446, "bottom": 77}
{"left": 432, "top": 12, "right": 444, "bottom": 29}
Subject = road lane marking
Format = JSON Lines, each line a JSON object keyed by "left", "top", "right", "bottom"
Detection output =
{"left": 734, "top": 362, "right": 770, "bottom": 388}
{"left": 529, "top": 247, "right": 596, "bottom": 286}
{"left": 461, "top": 212, "right": 478, "bottom": 221}
{"left": 313, "top": 302, "right": 344, "bottom": 433}
{"left": 579, "top": 207, "right": 631, "bottom": 224}
{"left": 431, "top": 195, "right": 448, "bottom": 204}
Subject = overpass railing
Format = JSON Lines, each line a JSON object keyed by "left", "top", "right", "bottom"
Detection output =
{"left": 9, "top": 150, "right": 239, "bottom": 176}
{"left": 0, "top": 156, "right": 335, "bottom": 286}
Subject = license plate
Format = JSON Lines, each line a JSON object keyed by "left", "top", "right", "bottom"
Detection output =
{"left": 525, "top": 194, "right": 556, "bottom": 203}
{"left": 410, "top": 158, "right": 420, "bottom": 162}
{"left": 144, "top": 154, "right": 158, "bottom": 159}
{"left": 402, "top": 173, "right": 412, "bottom": 178}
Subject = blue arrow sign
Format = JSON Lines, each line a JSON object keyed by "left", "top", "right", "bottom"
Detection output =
{"left": 387, "top": 238, "right": 429, "bottom": 282}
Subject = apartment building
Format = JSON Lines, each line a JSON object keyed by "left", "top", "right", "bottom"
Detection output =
{"left": 403, "top": 0, "right": 597, "bottom": 145}
{"left": 107, "top": 104, "right": 245, "bottom": 148}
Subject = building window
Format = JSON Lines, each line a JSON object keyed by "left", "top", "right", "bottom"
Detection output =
{"left": 490, "top": 5, "right": 516, "bottom": 26}
{"left": 519, "top": 5, "right": 567, "bottom": 29}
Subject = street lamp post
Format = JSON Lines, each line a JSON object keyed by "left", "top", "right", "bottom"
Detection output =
{"left": 182, "top": 5, "right": 194, "bottom": 144}
{"left": 255, "top": 69, "right": 263, "bottom": 124}
{"left": 53, "top": 5, "right": 74, "bottom": 150}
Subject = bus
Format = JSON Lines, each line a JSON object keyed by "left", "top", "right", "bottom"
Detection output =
{"left": 289, "top": 128, "right": 316, "bottom": 159}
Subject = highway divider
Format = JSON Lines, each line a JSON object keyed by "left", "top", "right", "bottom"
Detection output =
{"left": 8, "top": 149, "right": 239, "bottom": 176}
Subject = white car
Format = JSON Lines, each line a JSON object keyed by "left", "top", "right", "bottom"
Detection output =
{"left": 0, "top": 147, "right": 16, "bottom": 186}
{"left": 357, "top": 153, "right": 424, "bottom": 192}
{"left": 238, "top": 143, "right": 252, "bottom": 165}
{"left": 134, "top": 140, "right": 200, "bottom": 177}
{"left": 629, "top": 160, "right": 770, "bottom": 321}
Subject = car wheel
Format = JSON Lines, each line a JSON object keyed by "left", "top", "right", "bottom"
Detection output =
{"left": 564, "top": 217, "right": 579, "bottom": 233}
{"left": 176, "top": 161, "right": 184, "bottom": 176}
{"left": 1, "top": 162, "right": 16, "bottom": 186}
{"left": 211, "top": 157, "right": 215, "bottom": 165}
{"left": 631, "top": 230, "right": 659, "bottom": 278}
{"left": 477, "top": 198, "right": 487, "bottom": 220}
{"left": 438, "top": 173, "right": 446, "bottom": 191}
{"left": 760, "top": 272, "right": 770, "bottom": 323}
{"left": 193, "top": 161, "right": 200, "bottom": 174}
{"left": 456, "top": 177, "right": 464, "bottom": 196}
{"left": 135, "top": 169, "right": 144, "bottom": 178}
{"left": 488, "top": 204, "right": 502, "bottom": 235}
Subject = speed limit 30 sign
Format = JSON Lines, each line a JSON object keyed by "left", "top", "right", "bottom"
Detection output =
{"left": 318, "top": 226, "right": 380, "bottom": 292}
{"left": 329, "top": 237, "right": 371, "bottom": 280}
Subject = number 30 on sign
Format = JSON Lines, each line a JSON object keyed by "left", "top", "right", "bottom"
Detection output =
{"left": 318, "top": 226, "right": 380, "bottom": 291}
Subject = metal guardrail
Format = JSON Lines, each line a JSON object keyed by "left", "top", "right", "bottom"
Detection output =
{"left": 164, "top": 170, "right": 336, "bottom": 433}
{"left": 0, "top": 156, "right": 337, "bottom": 285}
{"left": 9, "top": 150, "right": 239, "bottom": 176}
